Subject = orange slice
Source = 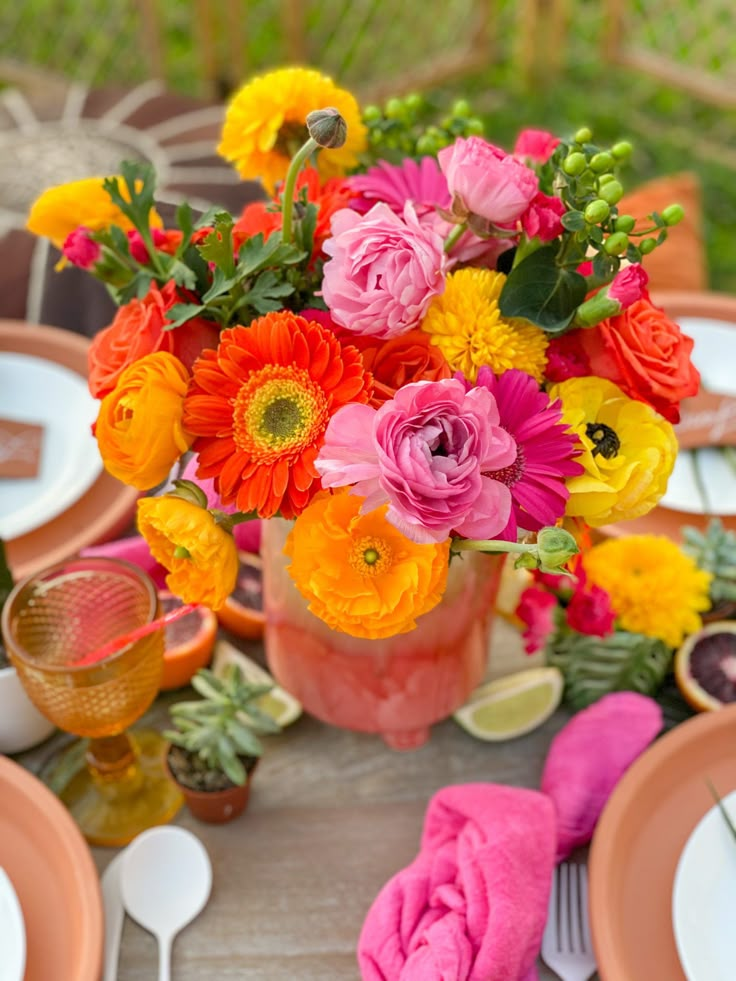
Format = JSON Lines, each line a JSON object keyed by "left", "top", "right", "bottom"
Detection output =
{"left": 216, "top": 551, "right": 265, "bottom": 640}
{"left": 159, "top": 590, "right": 218, "bottom": 690}
{"left": 674, "top": 621, "right": 736, "bottom": 712}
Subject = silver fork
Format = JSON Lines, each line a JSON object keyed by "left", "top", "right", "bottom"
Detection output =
{"left": 541, "top": 862, "right": 597, "bottom": 981}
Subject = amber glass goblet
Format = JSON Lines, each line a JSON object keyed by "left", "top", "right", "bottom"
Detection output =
{"left": 1, "top": 557, "right": 182, "bottom": 846}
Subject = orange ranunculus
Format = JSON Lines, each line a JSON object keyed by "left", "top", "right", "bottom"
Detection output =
{"left": 136, "top": 495, "right": 238, "bottom": 610}
{"left": 95, "top": 351, "right": 194, "bottom": 490}
{"left": 579, "top": 295, "right": 700, "bottom": 424}
{"left": 347, "top": 329, "right": 452, "bottom": 407}
{"left": 88, "top": 280, "right": 219, "bottom": 399}
{"left": 285, "top": 491, "right": 450, "bottom": 639}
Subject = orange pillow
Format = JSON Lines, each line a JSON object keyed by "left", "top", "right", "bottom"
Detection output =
{"left": 618, "top": 172, "right": 707, "bottom": 293}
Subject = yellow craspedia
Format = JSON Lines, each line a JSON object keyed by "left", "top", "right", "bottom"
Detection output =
{"left": 549, "top": 376, "right": 677, "bottom": 527}
{"left": 218, "top": 67, "right": 366, "bottom": 194}
{"left": 26, "top": 176, "right": 159, "bottom": 249}
{"left": 584, "top": 535, "right": 712, "bottom": 648}
{"left": 284, "top": 492, "right": 450, "bottom": 639}
{"left": 137, "top": 496, "right": 239, "bottom": 611}
{"left": 420, "top": 267, "right": 548, "bottom": 383}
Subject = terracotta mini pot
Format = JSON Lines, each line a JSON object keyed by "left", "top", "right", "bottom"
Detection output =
{"left": 165, "top": 750, "right": 257, "bottom": 824}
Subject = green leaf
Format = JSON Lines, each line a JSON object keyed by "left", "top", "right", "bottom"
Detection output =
{"left": 240, "top": 271, "right": 295, "bottom": 315}
{"left": 198, "top": 214, "right": 236, "bottom": 277}
{"left": 547, "top": 629, "right": 673, "bottom": 709}
{"left": 225, "top": 719, "right": 263, "bottom": 756}
{"left": 561, "top": 210, "right": 586, "bottom": 232}
{"left": 294, "top": 201, "right": 318, "bottom": 256}
{"left": 499, "top": 245, "right": 588, "bottom": 334}
{"left": 201, "top": 266, "right": 241, "bottom": 303}
{"left": 103, "top": 162, "right": 157, "bottom": 233}
{"left": 0, "top": 540, "right": 14, "bottom": 612}
{"left": 176, "top": 203, "right": 195, "bottom": 247}
{"left": 191, "top": 672, "right": 228, "bottom": 702}
{"left": 235, "top": 233, "right": 305, "bottom": 278}
{"left": 164, "top": 303, "right": 207, "bottom": 330}
{"left": 168, "top": 260, "right": 198, "bottom": 290}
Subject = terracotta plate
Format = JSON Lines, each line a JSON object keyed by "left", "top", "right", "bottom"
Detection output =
{"left": 589, "top": 706, "right": 736, "bottom": 980}
{"left": 602, "top": 291, "right": 736, "bottom": 541}
{"left": 0, "top": 320, "right": 138, "bottom": 579}
{"left": 0, "top": 756, "right": 103, "bottom": 981}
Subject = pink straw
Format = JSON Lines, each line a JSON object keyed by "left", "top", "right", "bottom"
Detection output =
{"left": 73, "top": 603, "right": 199, "bottom": 668}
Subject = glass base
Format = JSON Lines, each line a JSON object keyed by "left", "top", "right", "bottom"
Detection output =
{"left": 40, "top": 729, "right": 183, "bottom": 847}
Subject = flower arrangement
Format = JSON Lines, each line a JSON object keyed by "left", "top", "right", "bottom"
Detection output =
{"left": 26, "top": 67, "right": 699, "bottom": 641}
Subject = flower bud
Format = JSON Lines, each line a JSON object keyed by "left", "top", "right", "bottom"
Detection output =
{"left": 574, "top": 127, "right": 592, "bottom": 144}
{"left": 584, "top": 199, "right": 611, "bottom": 224}
{"left": 611, "top": 140, "right": 633, "bottom": 160}
{"left": 599, "top": 180, "right": 623, "bottom": 205}
{"left": 452, "top": 98, "right": 471, "bottom": 117}
{"left": 573, "top": 264, "right": 648, "bottom": 327}
{"left": 536, "top": 527, "right": 580, "bottom": 573}
{"left": 604, "top": 231, "right": 629, "bottom": 255}
{"left": 306, "top": 107, "right": 347, "bottom": 149}
{"left": 590, "top": 152, "right": 614, "bottom": 173}
{"left": 640, "top": 237, "right": 657, "bottom": 254}
{"left": 598, "top": 173, "right": 616, "bottom": 186}
{"left": 170, "top": 479, "right": 209, "bottom": 509}
{"left": 384, "top": 97, "right": 403, "bottom": 120}
{"left": 363, "top": 104, "right": 382, "bottom": 122}
{"left": 405, "top": 93, "right": 423, "bottom": 113}
{"left": 563, "top": 152, "right": 587, "bottom": 176}
{"left": 662, "top": 203, "right": 685, "bottom": 226}
{"left": 614, "top": 214, "right": 636, "bottom": 233}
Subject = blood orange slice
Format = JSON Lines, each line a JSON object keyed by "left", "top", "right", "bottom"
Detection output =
{"left": 674, "top": 621, "right": 736, "bottom": 712}
{"left": 159, "top": 590, "right": 218, "bottom": 690}
{"left": 216, "top": 552, "right": 265, "bottom": 640}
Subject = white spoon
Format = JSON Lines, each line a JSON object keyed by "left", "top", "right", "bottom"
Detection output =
{"left": 101, "top": 853, "right": 125, "bottom": 981}
{"left": 120, "top": 826, "right": 212, "bottom": 981}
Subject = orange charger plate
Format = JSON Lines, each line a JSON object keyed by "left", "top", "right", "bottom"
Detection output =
{"left": 1, "top": 320, "right": 139, "bottom": 580}
{"left": 0, "top": 755, "right": 103, "bottom": 981}
{"left": 589, "top": 706, "right": 736, "bottom": 979}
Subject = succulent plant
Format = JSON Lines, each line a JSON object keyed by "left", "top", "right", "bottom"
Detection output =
{"left": 682, "top": 518, "right": 736, "bottom": 606}
{"left": 165, "top": 664, "right": 280, "bottom": 786}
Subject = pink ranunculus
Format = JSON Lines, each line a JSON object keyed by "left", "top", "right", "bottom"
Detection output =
{"left": 513, "top": 128, "right": 560, "bottom": 164}
{"left": 608, "top": 263, "right": 649, "bottom": 309}
{"left": 516, "top": 586, "right": 558, "bottom": 655}
{"left": 520, "top": 192, "right": 566, "bottom": 242}
{"left": 315, "top": 378, "right": 517, "bottom": 543}
{"left": 62, "top": 226, "right": 101, "bottom": 269}
{"left": 321, "top": 202, "right": 448, "bottom": 339}
{"left": 438, "top": 137, "right": 538, "bottom": 226}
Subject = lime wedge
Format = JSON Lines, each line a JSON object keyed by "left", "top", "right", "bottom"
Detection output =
{"left": 211, "top": 639, "right": 302, "bottom": 727}
{"left": 453, "top": 666, "right": 563, "bottom": 741}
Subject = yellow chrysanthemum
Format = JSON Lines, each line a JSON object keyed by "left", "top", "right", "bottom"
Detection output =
{"left": 218, "top": 67, "right": 366, "bottom": 194}
{"left": 420, "top": 268, "right": 548, "bottom": 383}
{"left": 26, "top": 176, "right": 160, "bottom": 249}
{"left": 284, "top": 492, "right": 450, "bottom": 639}
{"left": 137, "top": 496, "right": 239, "bottom": 611}
{"left": 549, "top": 376, "right": 677, "bottom": 527}
{"left": 584, "top": 535, "right": 712, "bottom": 648}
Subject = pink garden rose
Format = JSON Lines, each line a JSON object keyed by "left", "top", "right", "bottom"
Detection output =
{"left": 513, "top": 128, "right": 560, "bottom": 164}
{"left": 315, "top": 378, "right": 517, "bottom": 543}
{"left": 438, "top": 136, "right": 538, "bottom": 226}
{"left": 62, "top": 226, "right": 101, "bottom": 269}
{"left": 321, "top": 202, "right": 448, "bottom": 339}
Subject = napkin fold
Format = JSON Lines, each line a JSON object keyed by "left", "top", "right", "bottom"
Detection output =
{"left": 358, "top": 785, "right": 556, "bottom": 981}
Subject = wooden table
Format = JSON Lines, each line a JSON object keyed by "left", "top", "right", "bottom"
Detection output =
{"left": 20, "top": 619, "right": 569, "bottom": 980}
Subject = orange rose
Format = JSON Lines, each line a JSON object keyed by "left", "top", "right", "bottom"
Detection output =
{"left": 580, "top": 295, "right": 700, "bottom": 423}
{"left": 346, "top": 329, "right": 452, "bottom": 407}
{"left": 95, "top": 352, "right": 194, "bottom": 490}
{"left": 88, "top": 280, "right": 219, "bottom": 399}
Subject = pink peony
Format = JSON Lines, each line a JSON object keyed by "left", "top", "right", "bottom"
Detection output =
{"left": 321, "top": 202, "right": 448, "bottom": 339}
{"left": 438, "top": 137, "right": 538, "bottom": 226}
{"left": 513, "top": 128, "right": 560, "bottom": 164}
{"left": 516, "top": 586, "right": 558, "bottom": 655}
{"left": 315, "top": 378, "right": 517, "bottom": 543}
{"left": 608, "top": 263, "right": 649, "bottom": 308}
{"left": 62, "top": 226, "right": 101, "bottom": 269}
{"left": 520, "top": 192, "right": 566, "bottom": 242}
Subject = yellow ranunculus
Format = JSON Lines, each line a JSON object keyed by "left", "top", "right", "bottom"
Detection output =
{"left": 285, "top": 492, "right": 450, "bottom": 639}
{"left": 136, "top": 496, "right": 239, "bottom": 611}
{"left": 26, "top": 176, "right": 161, "bottom": 249}
{"left": 218, "top": 67, "right": 366, "bottom": 194}
{"left": 549, "top": 376, "right": 677, "bottom": 527}
{"left": 95, "top": 351, "right": 193, "bottom": 491}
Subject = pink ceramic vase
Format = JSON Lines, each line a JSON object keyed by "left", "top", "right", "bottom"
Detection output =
{"left": 261, "top": 518, "right": 504, "bottom": 750}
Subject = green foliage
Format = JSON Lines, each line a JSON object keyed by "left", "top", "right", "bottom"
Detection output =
{"left": 682, "top": 518, "right": 736, "bottom": 605}
{"left": 547, "top": 629, "right": 673, "bottom": 710}
{"left": 499, "top": 245, "right": 588, "bottom": 334}
{"left": 165, "top": 665, "right": 280, "bottom": 786}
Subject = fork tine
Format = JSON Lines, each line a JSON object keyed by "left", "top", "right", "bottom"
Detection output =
{"left": 579, "top": 862, "right": 592, "bottom": 953}
{"left": 548, "top": 862, "right": 560, "bottom": 950}
{"left": 569, "top": 861, "right": 580, "bottom": 952}
{"left": 559, "top": 863, "right": 570, "bottom": 952}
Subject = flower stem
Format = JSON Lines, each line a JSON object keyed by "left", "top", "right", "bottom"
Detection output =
{"left": 452, "top": 539, "right": 535, "bottom": 555}
{"left": 443, "top": 222, "right": 467, "bottom": 253}
{"left": 281, "top": 136, "right": 319, "bottom": 245}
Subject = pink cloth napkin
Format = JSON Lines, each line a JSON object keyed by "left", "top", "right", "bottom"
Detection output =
{"left": 358, "top": 692, "right": 663, "bottom": 980}
{"left": 358, "top": 785, "right": 556, "bottom": 981}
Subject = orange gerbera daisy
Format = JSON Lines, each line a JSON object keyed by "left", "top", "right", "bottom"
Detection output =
{"left": 183, "top": 311, "right": 373, "bottom": 518}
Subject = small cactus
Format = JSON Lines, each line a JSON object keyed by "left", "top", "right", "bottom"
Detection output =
{"left": 682, "top": 518, "right": 736, "bottom": 605}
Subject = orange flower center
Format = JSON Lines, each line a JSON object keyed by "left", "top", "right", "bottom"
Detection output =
{"left": 233, "top": 365, "right": 328, "bottom": 462}
{"left": 349, "top": 535, "right": 392, "bottom": 577}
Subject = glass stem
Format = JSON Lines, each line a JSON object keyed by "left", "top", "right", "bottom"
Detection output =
{"left": 86, "top": 732, "right": 136, "bottom": 778}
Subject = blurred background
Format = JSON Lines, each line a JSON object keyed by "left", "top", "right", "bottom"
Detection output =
{"left": 1, "top": 0, "right": 735, "bottom": 297}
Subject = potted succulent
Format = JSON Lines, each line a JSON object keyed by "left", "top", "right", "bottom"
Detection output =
{"left": 164, "top": 664, "right": 280, "bottom": 823}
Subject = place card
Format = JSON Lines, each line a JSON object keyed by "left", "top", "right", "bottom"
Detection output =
{"left": 675, "top": 390, "right": 736, "bottom": 450}
{"left": 0, "top": 418, "right": 44, "bottom": 478}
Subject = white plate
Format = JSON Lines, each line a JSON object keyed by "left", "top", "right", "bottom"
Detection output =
{"left": 0, "top": 867, "right": 26, "bottom": 981}
{"left": 0, "top": 353, "right": 102, "bottom": 539}
{"left": 672, "top": 789, "right": 736, "bottom": 980}
{"left": 661, "top": 316, "right": 736, "bottom": 515}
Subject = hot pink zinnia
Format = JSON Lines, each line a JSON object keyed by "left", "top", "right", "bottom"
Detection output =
{"left": 457, "top": 367, "right": 583, "bottom": 540}
{"left": 62, "top": 226, "right": 101, "bottom": 269}
{"left": 321, "top": 202, "right": 448, "bottom": 339}
{"left": 315, "top": 378, "right": 517, "bottom": 543}
{"left": 438, "top": 136, "right": 538, "bottom": 226}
